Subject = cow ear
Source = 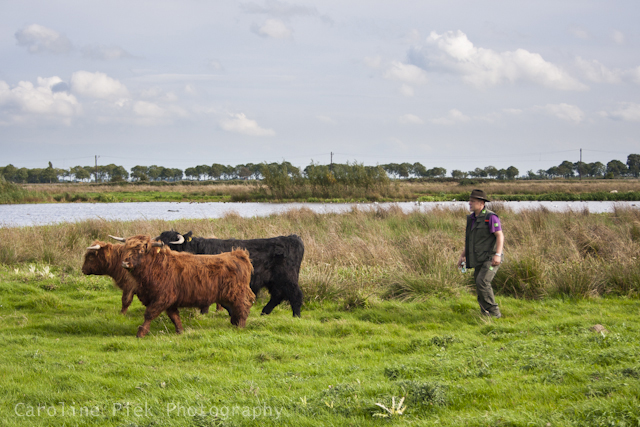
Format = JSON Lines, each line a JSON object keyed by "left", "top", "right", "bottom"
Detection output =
{"left": 185, "top": 231, "right": 193, "bottom": 242}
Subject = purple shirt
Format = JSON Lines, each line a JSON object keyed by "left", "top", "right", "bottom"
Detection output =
{"left": 471, "top": 210, "right": 502, "bottom": 233}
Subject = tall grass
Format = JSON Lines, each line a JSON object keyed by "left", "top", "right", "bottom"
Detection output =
{"left": 1, "top": 204, "right": 639, "bottom": 301}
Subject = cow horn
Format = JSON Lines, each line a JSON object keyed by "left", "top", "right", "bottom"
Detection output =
{"left": 170, "top": 234, "right": 185, "bottom": 245}
{"left": 108, "top": 235, "right": 126, "bottom": 242}
{"left": 152, "top": 241, "right": 164, "bottom": 247}
{"left": 86, "top": 244, "right": 101, "bottom": 250}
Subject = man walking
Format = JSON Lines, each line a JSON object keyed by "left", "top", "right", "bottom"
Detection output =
{"left": 457, "top": 189, "right": 504, "bottom": 318}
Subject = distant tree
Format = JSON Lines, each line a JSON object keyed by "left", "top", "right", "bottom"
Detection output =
{"left": 397, "top": 162, "right": 411, "bottom": 178}
{"left": 147, "top": 165, "right": 162, "bottom": 181}
{"left": 16, "top": 168, "right": 28, "bottom": 183}
{"left": 1, "top": 164, "right": 18, "bottom": 182}
{"left": 546, "top": 166, "right": 560, "bottom": 178}
{"left": 131, "top": 165, "right": 149, "bottom": 182}
{"left": 557, "top": 161, "right": 575, "bottom": 178}
{"left": 451, "top": 169, "right": 468, "bottom": 179}
{"left": 506, "top": 166, "right": 519, "bottom": 180}
{"left": 606, "top": 159, "right": 628, "bottom": 177}
{"left": 42, "top": 162, "right": 58, "bottom": 183}
{"left": 484, "top": 165, "right": 499, "bottom": 179}
{"left": 171, "top": 168, "right": 183, "bottom": 181}
{"left": 469, "top": 167, "right": 487, "bottom": 178}
{"left": 184, "top": 167, "right": 197, "bottom": 181}
{"left": 587, "top": 162, "right": 605, "bottom": 178}
{"left": 427, "top": 167, "right": 447, "bottom": 178}
{"left": 70, "top": 166, "right": 90, "bottom": 182}
{"left": 574, "top": 161, "right": 589, "bottom": 178}
{"left": 627, "top": 154, "right": 640, "bottom": 178}
{"left": 412, "top": 162, "right": 428, "bottom": 178}
{"left": 194, "top": 165, "right": 210, "bottom": 181}
{"left": 210, "top": 163, "right": 225, "bottom": 180}
{"left": 109, "top": 165, "right": 129, "bottom": 182}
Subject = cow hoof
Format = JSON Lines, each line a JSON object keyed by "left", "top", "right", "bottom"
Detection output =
{"left": 176, "top": 329, "right": 183, "bottom": 335}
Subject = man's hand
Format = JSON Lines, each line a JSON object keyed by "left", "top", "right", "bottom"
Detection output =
{"left": 491, "top": 254, "right": 502, "bottom": 267}
{"left": 457, "top": 254, "right": 466, "bottom": 268}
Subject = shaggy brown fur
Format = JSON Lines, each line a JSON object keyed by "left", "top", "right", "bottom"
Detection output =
{"left": 82, "top": 241, "right": 138, "bottom": 314}
{"left": 121, "top": 235, "right": 255, "bottom": 338}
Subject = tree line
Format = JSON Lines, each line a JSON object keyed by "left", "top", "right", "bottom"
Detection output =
{"left": 1, "top": 154, "right": 638, "bottom": 184}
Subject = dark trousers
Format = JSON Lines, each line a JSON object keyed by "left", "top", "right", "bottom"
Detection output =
{"left": 473, "top": 260, "right": 501, "bottom": 317}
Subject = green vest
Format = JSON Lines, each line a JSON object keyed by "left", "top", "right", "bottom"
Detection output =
{"left": 465, "top": 209, "right": 498, "bottom": 268}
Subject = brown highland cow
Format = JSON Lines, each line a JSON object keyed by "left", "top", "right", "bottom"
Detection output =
{"left": 82, "top": 241, "right": 138, "bottom": 314}
{"left": 120, "top": 235, "right": 255, "bottom": 338}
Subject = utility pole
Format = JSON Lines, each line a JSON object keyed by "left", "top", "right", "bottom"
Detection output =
{"left": 95, "top": 155, "right": 100, "bottom": 183}
{"left": 579, "top": 148, "right": 582, "bottom": 180}
{"left": 330, "top": 152, "right": 333, "bottom": 173}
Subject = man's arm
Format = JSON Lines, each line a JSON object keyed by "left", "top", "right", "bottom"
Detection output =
{"left": 492, "top": 230, "right": 504, "bottom": 266}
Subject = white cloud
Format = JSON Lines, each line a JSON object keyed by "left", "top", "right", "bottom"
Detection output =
{"left": 431, "top": 109, "right": 470, "bottom": 125}
{"left": 611, "top": 30, "right": 625, "bottom": 45}
{"left": 81, "top": 45, "right": 132, "bottom": 60}
{"left": 537, "top": 103, "right": 584, "bottom": 123}
{"left": 399, "top": 84, "right": 414, "bottom": 97}
{"left": 70, "top": 71, "right": 129, "bottom": 100}
{"left": 241, "top": 0, "right": 332, "bottom": 24}
{"left": 133, "top": 101, "right": 166, "bottom": 118}
{"left": 0, "top": 77, "right": 81, "bottom": 125}
{"left": 384, "top": 61, "right": 428, "bottom": 85}
{"left": 503, "top": 108, "right": 523, "bottom": 115}
{"left": 14, "top": 24, "right": 73, "bottom": 54}
{"left": 219, "top": 113, "right": 275, "bottom": 136}
{"left": 574, "top": 57, "right": 621, "bottom": 83}
{"left": 410, "top": 30, "right": 587, "bottom": 91}
{"left": 251, "top": 19, "right": 292, "bottom": 39}
{"left": 398, "top": 114, "right": 423, "bottom": 124}
{"left": 602, "top": 103, "right": 640, "bottom": 122}
{"left": 363, "top": 55, "right": 382, "bottom": 69}
{"left": 316, "top": 115, "right": 337, "bottom": 124}
{"left": 568, "top": 25, "right": 590, "bottom": 40}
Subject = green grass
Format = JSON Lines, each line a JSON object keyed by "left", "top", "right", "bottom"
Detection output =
{"left": 1, "top": 265, "right": 639, "bottom": 426}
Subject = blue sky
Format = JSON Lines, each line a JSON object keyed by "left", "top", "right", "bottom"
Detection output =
{"left": 1, "top": 0, "right": 639, "bottom": 174}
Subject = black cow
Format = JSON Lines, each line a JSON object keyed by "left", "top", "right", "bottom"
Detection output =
{"left": 155, "top": 231, "right": 304, "bottom": 317}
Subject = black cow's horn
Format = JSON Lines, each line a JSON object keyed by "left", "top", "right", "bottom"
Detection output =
{"left": 170, "top": 234, "right": 185, "bottom": 245}
{"left": 108, "top": 235, "right": 126, "bottom": 242}
{"left": 152, "top": 241, "right": 164, "bottom": 247}
{"left": 86, "top": 244, "right": 101, "bottom": 250}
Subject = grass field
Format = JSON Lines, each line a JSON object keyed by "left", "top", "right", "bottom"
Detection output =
{"left": 1, "top": 268, "right": 639, "bottom": 426}
{"left": 1, "top": 206, "right": 640, "bottom": 426}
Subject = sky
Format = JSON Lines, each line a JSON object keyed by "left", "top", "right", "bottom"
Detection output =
{"left": 1, "top": 0, "right": 639, "bottom": 175}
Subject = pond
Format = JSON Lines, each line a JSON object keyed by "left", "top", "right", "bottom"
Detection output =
{"left": 0, "top": 201, "right": 638, "bottom": 228}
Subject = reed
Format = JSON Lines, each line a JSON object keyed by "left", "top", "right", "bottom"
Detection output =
{"left": 1, "top": 204, "right": 639, "bottom": 302}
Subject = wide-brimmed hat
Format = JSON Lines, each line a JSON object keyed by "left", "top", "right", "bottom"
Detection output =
{"left": 469, "top": 189, "right": 490, "bottom": 202}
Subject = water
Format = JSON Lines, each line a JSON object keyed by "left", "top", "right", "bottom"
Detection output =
{"left": 0, "top": 201, "right": 638, "bottom": 228}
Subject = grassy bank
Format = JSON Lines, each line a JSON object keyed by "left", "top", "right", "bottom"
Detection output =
{"left": 1, "top": 207, "right": 640, "bottom": 425}
{"left": 2, "top": 179, "right": 639, "bottom": 204}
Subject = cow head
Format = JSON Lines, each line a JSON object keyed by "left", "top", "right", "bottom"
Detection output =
{"left": 82, "top": 241, "right": 112, "bottom": 275}
{"left": 121, "top": 235, "right": 164, "bottom": 270}
{"left": 155, "top": 230, "right": 194, "bottom": 248}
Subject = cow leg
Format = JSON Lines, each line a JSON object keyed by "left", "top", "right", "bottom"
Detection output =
{"left": 261, "top": 294, "right": 284, "bottom": 316}
{"left": 137, "top": 305, "right": 164, "bottom": 338}
{"left": 289, "top": 286, "right": 304, "bottom": 318}
{"left": 166, "top": 306, "right": 183, "bottom": 334}
{"left": 219, "top": 303, "right": 233, "bottom": 317}
{"left": 200, "top": 306, "right": 210, "bottom": 314}
{"left": 215, "top": 303, "right": 225, "bottom": 312}
{"left": 121, "top": 289, "right": 135, "bottom": 315}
